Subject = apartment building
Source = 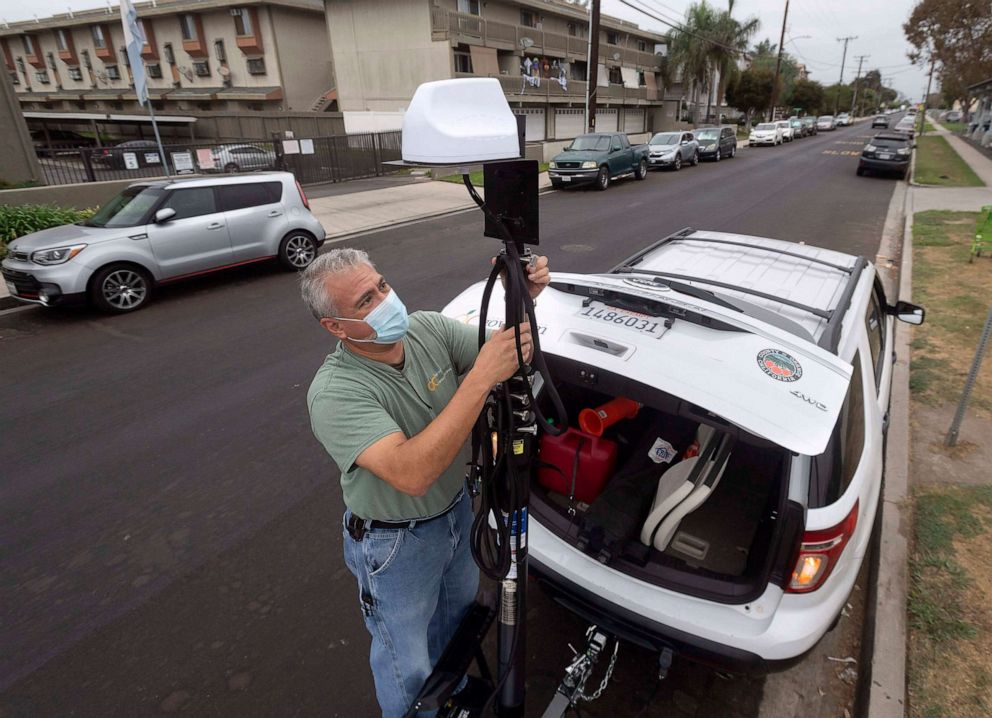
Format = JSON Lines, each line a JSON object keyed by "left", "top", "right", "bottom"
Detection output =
{"left": 0, "top": 0, "right": 334, "bottom": 115}
{"left": 324, "top": 0, "right": 671, "bottom": 140}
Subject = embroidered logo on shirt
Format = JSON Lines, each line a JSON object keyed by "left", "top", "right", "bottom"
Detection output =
{"left": 427, "top": 367, "right": 453, "bottom": 392}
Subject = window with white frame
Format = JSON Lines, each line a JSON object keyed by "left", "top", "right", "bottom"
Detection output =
{"left": 520, "top": 10, "right": 537, "bottom": 28}
{"left": 35, "top": 69, "right": 50, "bottom": 84}
{"left": 457, "top": 0, "right": 480, "bottom": 15}
{"left": 246, "top": 57, "right": 266, "bottom": 75}
{"left": 106, "top": 65, "right": 120, "bottom": 80}
{"left": 453, "top": 47, "right": 473, "bottom": 74}
{"left": 232, "top": 8, "right": 253, "bottom": 36}
{"left": 68, "top": 66, "right": 83, "bottom": 81}
{"left": 56, "top": 29, "right": 69, "bottom": 52}
{"left": 91, "top": 25, "right": 106, "bottom": 49}
{"left": 146, "top": 63, "right": 162, "bottom": 79}
{"left": 22, "top": 35, "right": 35, "bottom": 55}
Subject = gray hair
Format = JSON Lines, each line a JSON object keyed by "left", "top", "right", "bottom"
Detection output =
{"left": 299, "top": 248, "right": 375, "bottom": 320}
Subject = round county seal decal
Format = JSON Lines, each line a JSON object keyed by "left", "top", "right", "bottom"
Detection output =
{"left": 757, "top": 348, "right": 803, "bottom": 382}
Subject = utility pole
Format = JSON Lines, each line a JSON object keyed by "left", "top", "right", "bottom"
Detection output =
{"left": 850, "top": 54, "right": 869, "bottom": 118}
{"left": 587, "top": 0, "right": 601, "bottom": 132}
{"left": 920, "top": 54, "right": 936, "bottom": 137}
{"left": 834, "top": 36, "right": 856, "bottom": 115}
{"left": 767, "top": 0, "right": 790, "bottom": 121}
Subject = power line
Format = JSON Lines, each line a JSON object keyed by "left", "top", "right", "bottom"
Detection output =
{"left": 617, "top": 0, "right": 745, "bottom": 55}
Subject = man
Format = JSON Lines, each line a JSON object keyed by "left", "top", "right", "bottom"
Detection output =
{"left": 301, "top": 248, "right": 550, "bottom": 717}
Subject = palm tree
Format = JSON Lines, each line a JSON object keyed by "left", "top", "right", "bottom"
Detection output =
{"left": 708, "top": 0, "right": 760, "bottom": 122}
{"left": 669, "top": 1, "right": 758, "bottom": 124}
{"left": 668, "top": 2, "right": 719, "bottom": 124}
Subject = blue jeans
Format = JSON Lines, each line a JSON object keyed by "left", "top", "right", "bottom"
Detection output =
{"left": 342, "top": 490, "right": 480, "bottom": 718}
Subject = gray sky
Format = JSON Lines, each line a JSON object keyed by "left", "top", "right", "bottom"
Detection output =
{"left": 2, "top": 0, "right": 929, "bottom": 100}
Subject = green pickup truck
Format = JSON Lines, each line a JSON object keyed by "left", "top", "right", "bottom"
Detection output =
{"left": 548, "top": 132, "right": 650, "bottom": 190}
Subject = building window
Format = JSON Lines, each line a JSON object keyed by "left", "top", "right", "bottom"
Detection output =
{"left": 453, "top": 48, "right": 473, "bottom": 74}
{"left": 35, "top": 69, "right": 50, "bottom": 84}
{"left": 22, "top": 36, "right": 35, "bottom": 55}
{"left": 214, "top": 39, "right": 227, "bottom": 62}
{"left": 163, "top": 43, "right": 175, "bottom": 64}
{"left": 570, "top": 60, "right": 587, "bottom": 81}
{"left": 91, "top": 25, "right": 106, "bottom": 49}
{"left": 606, "top": 31, "right": 619, "bottom": 45}
{"left": 68, "top": 66, "right": 83, "bottom": 81}
{"left": 231, "top": 7, "right": 254, "bottom": 36}
{"left": 9, "top": 70, "right": 19, "bottom": 85}
{"left": 567, "top": 22, "right": 577, "bottom": 37}
{"left": 246, "top": 57, "right": 266, "bottom": 75}
{"left": 106, "top": 65, "right": 120, "bottom": 80}
{"left": 180, "top": 14, "right": 198, "bottom": 41}
{"left": 119, "top": 47, "right": 130, "bottom": 67}
{"left": 608, "top": 66, "right": 622, "bottom": 84}
{"left": 193, "top": 60, "right": 210, "bottom": 77}
{"left": 520, "top": 10, "right": 537, "bottom": 28}
{"left": 146, "top": 63, "right": 162, "bottom": 78}
{"left": 457, "top": 0, "right": 480, "bottom": 15}
{"left": 81, "top": 49, "right": 92, "bottom": 68}
{"left": 637, "top": 39, "right": 647, "bottom": 51}
{"left": 56, "top": 29, "right": 69, "bottom": 52}
{"left": 138, "top": 20, "right": 149, "bottom": 42}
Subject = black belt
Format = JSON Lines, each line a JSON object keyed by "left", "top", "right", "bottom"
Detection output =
{"left": 346, "top": 494, "right": 461, "bottom": 542}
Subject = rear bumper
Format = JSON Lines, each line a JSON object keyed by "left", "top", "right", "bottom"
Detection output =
{"left": 531, "top": 557, "right": 808, "bottom": 674}
{"left": 859, "top": 157, "right": 910, "bottom": 174}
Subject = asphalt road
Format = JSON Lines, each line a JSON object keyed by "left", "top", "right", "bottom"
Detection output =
{"left": 0, "top": 122, "right": 898, "bottom": 717}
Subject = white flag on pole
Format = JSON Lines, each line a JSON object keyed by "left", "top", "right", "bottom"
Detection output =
{"left": 120, "top": 0, "right": 148, "bottom": 106}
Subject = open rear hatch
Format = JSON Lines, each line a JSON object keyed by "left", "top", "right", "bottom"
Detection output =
{"left": 443, "top": 275, "right": 854, "bottom": 603}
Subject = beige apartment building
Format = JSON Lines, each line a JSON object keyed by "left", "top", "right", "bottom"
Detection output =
{"left": 1, "top": 0, "right": 334, "bottom": 115}
{"left": 324, "top": 0, "right": 671, "bottom": 140}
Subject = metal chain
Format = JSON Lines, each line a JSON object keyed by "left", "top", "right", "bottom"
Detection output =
{"left": 578, "top": 639, "right": 619, "bottom": 703}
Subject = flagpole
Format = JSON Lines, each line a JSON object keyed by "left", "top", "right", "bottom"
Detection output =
{"left": 146, "top": 98, "right": 171, "bottom": 177}
{"left": 120, "top": 0, "right": 170, "bottom": 176}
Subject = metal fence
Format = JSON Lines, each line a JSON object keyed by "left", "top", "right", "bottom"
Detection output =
{"left": 33, "top": 131, "right": 403, "bottom": 187}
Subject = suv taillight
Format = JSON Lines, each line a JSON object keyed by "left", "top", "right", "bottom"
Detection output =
{"left": 296, "top": 180, "right": 310, "bottom": 210}
{"left": 787, "top": 500, "right": 859, "bottom": 593}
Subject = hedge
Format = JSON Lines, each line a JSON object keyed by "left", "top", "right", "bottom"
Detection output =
{"left": 0, "top": 204, "right": 96, "bottom": 259}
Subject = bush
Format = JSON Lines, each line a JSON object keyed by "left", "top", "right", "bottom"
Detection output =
{"left": 0, "top": 204, "right": 95, "bottom": 259}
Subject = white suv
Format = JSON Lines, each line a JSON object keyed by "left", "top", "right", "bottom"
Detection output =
{"left": 443, "top": 228, "right": 923, "bottom": 672}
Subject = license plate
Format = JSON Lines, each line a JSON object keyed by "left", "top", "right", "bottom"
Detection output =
{"left": 878, "top": 153, "right": 892, "bottom": 160}
{"left": 4, "top": 280, "right": 15, "bottom": 296}
{"left": 576, "top": 301, "right": 666, "bottom": 338}
{"left": 561, "top": 176, "right": 571, "bottom": 182}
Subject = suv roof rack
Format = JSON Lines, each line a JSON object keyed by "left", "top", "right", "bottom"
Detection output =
{"left": 610, "top": 228, "right": 868, "bottom": 351}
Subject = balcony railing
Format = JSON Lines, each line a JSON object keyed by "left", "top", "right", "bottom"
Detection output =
{"left": 459, "top": 72, "right": 646, "bottom": 103}
{"left": 433, "top": 9, "right": 660, "bottom": 70}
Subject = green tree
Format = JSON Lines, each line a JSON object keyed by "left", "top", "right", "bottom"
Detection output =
{"left": 823, "top": 84, "right": 854, "bottom": 114}
{"left": 904, "top": 0, "right": 992, "bottom": 114}
{"left": 726, "top": 67, "right": 774, "bottom": 126}
{"left": 669, "top": 1, "right": 720, "bottom": 124}
{"left": 708, "top": 0, "right": 760, "bottom": 122}
{"left": 748, "top": 38, "right": 801, "bottom": 106}
{"left": 785, "top": 79, "right": 825, "bottom": 115}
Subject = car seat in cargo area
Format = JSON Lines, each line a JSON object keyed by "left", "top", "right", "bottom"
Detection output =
{"left": 576, "top": 410, "right": 699, "bottom": 564}
{"left": 639, "top": 426, "right": 734, "bottom": 552}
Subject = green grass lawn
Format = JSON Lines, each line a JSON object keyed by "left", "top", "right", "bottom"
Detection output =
{"left": 913, "top": 136, "right": 985, "bottom": 187}
{"left": 437, "top": 163, "right": 549, "bottom": 186}
{"left": 923, "top": 120, "right": 936, "bottom": 133}
{"left": 943, "top": 121, "right": 968, "bottom": 134}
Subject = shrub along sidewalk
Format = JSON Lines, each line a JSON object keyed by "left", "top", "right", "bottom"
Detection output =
{"left": 0, "top": 204, "right": 95, "bottom": 259}
{"left": 907, "top": 210, "right": 992, "bottom": 718}
{"left": 913, "top": 136, "right": 985, "bottom": 187}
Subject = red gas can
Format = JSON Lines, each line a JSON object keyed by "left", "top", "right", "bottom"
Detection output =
{"left": 538, "top": 428, "right": 618, "bottom": 504}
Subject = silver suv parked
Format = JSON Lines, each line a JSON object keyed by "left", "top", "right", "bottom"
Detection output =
{"left": 2, "top": 172, "right": 325, "bottom": 313}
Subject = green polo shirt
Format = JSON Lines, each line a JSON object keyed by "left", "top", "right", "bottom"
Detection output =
{"left": 307, "top": 311, "right": 483, "bottom": 521}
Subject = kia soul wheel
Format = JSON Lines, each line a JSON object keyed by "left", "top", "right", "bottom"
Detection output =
{"left": 91, "top": 265, "right": 152, "bottom": 313}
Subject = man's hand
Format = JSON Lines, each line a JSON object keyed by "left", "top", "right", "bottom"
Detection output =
{"left": 492, "top": 255, "right": 551, "bottom": 300}
{"left": 472, "top": 322, "right": 533, "bottom": 386}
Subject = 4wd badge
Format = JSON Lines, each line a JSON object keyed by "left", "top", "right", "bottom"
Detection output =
{"left": 757, "top": 348, "right": 803, "bottom": 382}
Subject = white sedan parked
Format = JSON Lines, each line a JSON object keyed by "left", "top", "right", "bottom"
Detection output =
{"left": 749, "top": 123, "right": 783, "bottom": 146}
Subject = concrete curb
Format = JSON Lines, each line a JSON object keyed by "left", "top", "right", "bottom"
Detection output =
{"left": 866, "top": 184, "right": 915, "bottom": 718}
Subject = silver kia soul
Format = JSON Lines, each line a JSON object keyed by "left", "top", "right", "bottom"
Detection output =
{"left": 1, "top": 172, "right": 325, "bottom": 313}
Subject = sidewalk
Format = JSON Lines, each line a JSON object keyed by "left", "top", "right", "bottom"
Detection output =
{"left": 913, "top": 117, "right": 992, "bottom": 211}
{"left": 867, "top": 114, "right": 992, "bottom": 718}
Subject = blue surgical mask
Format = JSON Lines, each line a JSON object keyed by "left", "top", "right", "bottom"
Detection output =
{"left": 335, "top": 290, "right": 410, "bottom": 344}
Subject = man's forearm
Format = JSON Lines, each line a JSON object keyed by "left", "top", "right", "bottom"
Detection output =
{"left": 389, "top": 369, "right": 492, "bottom": 494}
